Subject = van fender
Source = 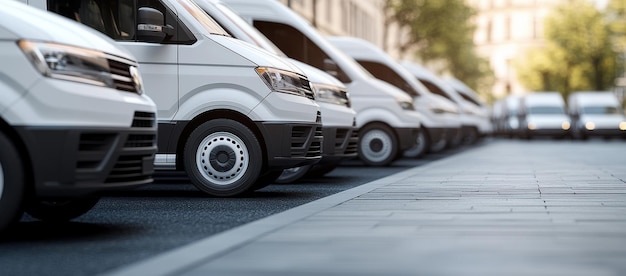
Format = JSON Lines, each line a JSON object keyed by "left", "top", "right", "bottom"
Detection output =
{"left": 355, "top": 107, "right": 406, "bottom": 128}
{"left": 174, "top": 83, "right": 267, "bottom": 121}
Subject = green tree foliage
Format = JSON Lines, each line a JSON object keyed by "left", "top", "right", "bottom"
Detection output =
{"left": 383, "top": 0, "right": 493, "bottom": 96}
{"left": 516, "top": 0, "right": 617, "bottom": 98}
{"left": 606, "top": 0, "right": 626, "bottom": 82}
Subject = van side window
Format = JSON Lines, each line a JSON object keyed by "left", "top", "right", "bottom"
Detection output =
{"left": 357, "top": 60, "right": 419, "bottom": 97}
{"left": 419, "top": 79, "right": 453, "bottom": 101}
{"left": 457, "top": 92, "right": 482, "bottom": 107}
{"left": 47, "top": 0, "right": 195, "bottom": 44}
{"left": 253, "top": 21, "right": 351, "bottom": 83}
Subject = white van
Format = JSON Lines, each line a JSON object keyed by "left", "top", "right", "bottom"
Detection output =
{"left": 519, "top": 92, "right": 571, "bottom": 139}
{"left": 445, "top": 77, "right": 493, "bottom": 139}
{"left": 32, "top": 0, "right": 323, "bottom": 196}
{"left": 193, "top": 0, "right": 358, "bottom": 182}
{"left": 0, "top": 2, "right": 157, "bottom": 231}
{"left": 494, "top": 95, "right": 522, "bottom": 138}
{"left": 567, "top": 91, "right": 626, "bottom": 139}
{"left": 401, "top": 62, "right": 478, "bottom": 145}
{"left": 328, "top": 37, "right": 461, "bottom": 157}
{"left": 224, "top": 0, "right": 422, "bottom": 166}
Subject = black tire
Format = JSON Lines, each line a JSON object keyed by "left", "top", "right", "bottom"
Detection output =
{"left": 358, "top": 123, "right": 398, "bottom": 166}
{"left": 403, "top": 128, "right": 429, "bottom": 158}
{"left": 463, "top": 127, "right": 479, "bottom": 145}
{"left": 0, "top": 132, "right": 25, "bottom": 231}
{"left": 184, "top": 119, "right": 263, "bottom": 197}
{"left": 26, "top": 197, "right": 99, "bottom": 222}
{"left": 306, "top": 164, "right": 338, "bottom": 178}
{"left": 429, "top": 138, "right": 447, "bottom": 153}
{"left": 253, "top": 170, "right": 283, "bottom": 190}
{"left": 276, "top": 165, "right": 312, "bottom": 184}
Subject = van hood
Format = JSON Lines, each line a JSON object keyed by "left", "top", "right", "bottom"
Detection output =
{"left": 287, "top": 58, "right": 344, "bottom": 87}
{"left": 580, "top": 114, "right": 626, "bottom": 125}
{"left": 211, "top": 35, "right": 305, "bottom": 75}
{"left": 527, "top": 114, "right": 570, "bottom": 124}
{"left": 417, "top": 92, "right": 459, "bottom": 113}
{"left": 0, "top": 1, "right": 134, "bottom": 61}
{"left": 348, "top": 77, "right": 412, "bottom": 102}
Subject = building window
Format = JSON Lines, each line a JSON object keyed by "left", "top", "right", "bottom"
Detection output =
{"left": 487, "top": 19, "right": 492, "bottom": 43}
{"left": 505, "top": 16, "right": 511, "bottom": 40}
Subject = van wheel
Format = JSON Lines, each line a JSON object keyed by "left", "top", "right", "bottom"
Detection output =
{"left": 276, "top": 165, "right": 312, "bottom": 184}
{"left": 358, "top": 123, "right": 398, "bottom": 166}
{"left": 0, "top": 132, "right": 25, "bottom": 231}
{"left": 26, "top": 197, "right": 99, "bottom": 222}
{"left": 463, "top": 127, "right": 479, "bottom": 144}
{"left": 403, "top": 128, "right": 428, "bottom": 158}
{"left": 430, "top": 138, "right": 447, "bottom": 153}
{"left": 253, "top": 170, "right": 282, "bottom": 191}
{"left": 306, "top": 164, "right": 338, "bottom": 178}
{"left": 184, "top": 119, "right": 262, "bottom": 197}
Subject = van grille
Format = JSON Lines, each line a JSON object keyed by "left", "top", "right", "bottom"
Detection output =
{"left": 330, "top": 128, "right": 358, "bottom": 155}
{"left": 289, "top": 112, "right": 323, "bottom": 158}
{"left": 131, "top": 112, "right": 156, "bottom": 128}
{"left": 125, "top": 134, "right": 156, "bottom": 148}
{"left": 105, "top": 155, "right": 152, "bottom": 184}
{"left": 300, "top": 76, "right": 315, "bottom": 100}
{"left": 345, "top": 128, "right": 359, "bottom": 155}
{"left": 108, "top": 58, "right": 139, "bottom": 94}
{"left": 75, "top": 129, "right": 156, "bottom": 184}
{"left": 76, "top": 133, "right": 117, "bottom": 172}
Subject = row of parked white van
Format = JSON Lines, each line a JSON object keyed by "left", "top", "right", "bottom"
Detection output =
{"left": 0, "top": 0, "right": 493, "bottom": 231}
{"left": 493, "top": 91, "right": 626, "bottom": 140}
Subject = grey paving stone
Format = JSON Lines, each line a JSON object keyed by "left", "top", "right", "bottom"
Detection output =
{"left": 105, "top": 140, "right": 626, "bottom": 276}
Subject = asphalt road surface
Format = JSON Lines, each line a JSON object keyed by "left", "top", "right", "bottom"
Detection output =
{"left": 0, "top": 143, "right": 468, "bottom": 276}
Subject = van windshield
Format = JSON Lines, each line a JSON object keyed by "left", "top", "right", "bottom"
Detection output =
{"left": 212, "top": 3, "right": 286, "bottom": 56}
{"left": 527, "top": 106, "right": 565, "bottom": 114}
{"left": 582, "top": 106, "right": 620, "bottom": 115}
{"left": 179, "top": 0, "right": 230, "bottom": 36}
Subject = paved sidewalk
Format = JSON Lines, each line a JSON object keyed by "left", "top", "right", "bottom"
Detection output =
{"left": 105, "top": 140, "right": 626, "bottom": 276}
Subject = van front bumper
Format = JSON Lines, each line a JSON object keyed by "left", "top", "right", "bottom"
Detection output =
{"left": 396, "top": 127, "right": 420, "bottom": 151}
{"left": 257, "top": 119, "right": 323, "bottom": 169}
{"left": 318, "top": 126, "right": 359, "bottom": 165}
{"left": 15, "top": 112, "right": 157, "bottom": 198}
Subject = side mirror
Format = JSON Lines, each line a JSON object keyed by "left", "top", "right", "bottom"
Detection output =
{"left": 323, "top": 58, "right": 339, "bottom": 78}
{"left": 137, "top": 7, "right": 173, "bottom": 43}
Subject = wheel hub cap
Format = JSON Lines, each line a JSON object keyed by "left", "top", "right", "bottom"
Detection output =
{"left": 209, "top": 145, "right": 236, "bottom": 172}
{"left": 196, "top": 132, "right": 249, "bottom": 185}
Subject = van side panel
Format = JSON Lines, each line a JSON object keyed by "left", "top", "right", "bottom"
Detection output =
{"left": 118, "top": 43, "right": 180, "bottom": 120}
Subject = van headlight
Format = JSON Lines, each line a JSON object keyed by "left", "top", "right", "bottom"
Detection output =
{"left": 256, "top": 67, "right": 313, "bottom": 99}
{"left": 585, "top": 122, "right": 596, "bottom": 131}
{"left": 428, "top": 104, "right": 446, "bottom": 114}
{"left": 18, "top": 40, "right": 118, "bottom": 89}
{"left": 396, "top": 98, "right": 415, "bottom": 110}
{"left": 313, "top": 83, "right": 350, "bottom": 107}
{"left": 620, "top": 121, "right": 626, "bottom": 131}
{"left": 561, "top": 121, "right": 570, "bottom": 130}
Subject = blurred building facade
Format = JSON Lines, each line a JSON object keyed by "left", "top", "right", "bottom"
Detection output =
{"left": 279, "top": 0, "right": 385, "bottom": 47}
{"left": 466, "top": 0, "right": 561, "bottom": 99}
